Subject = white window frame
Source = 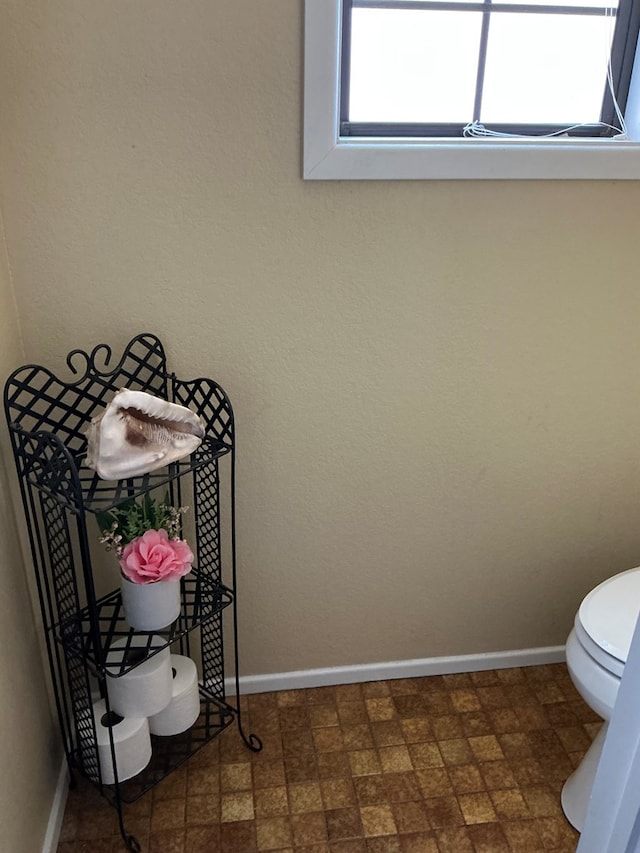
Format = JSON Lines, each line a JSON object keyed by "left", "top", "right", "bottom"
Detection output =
{"left": 303, "top": 0, "right": 640, "bottom": 179}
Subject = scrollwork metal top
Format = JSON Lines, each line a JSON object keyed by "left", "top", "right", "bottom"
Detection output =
{"left": 3, "top": 333, "right": 236, "bottom": 512}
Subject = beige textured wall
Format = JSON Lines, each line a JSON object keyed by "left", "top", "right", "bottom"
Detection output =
{"left": 0, "top": 214, "right": 59, "bottom": 850}
{"left": 1, "top": 1, "right": 640, "bottom": 678}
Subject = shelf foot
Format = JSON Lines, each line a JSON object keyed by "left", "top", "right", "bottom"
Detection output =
{"left": 239, "top": 726, "right": 263, "bottom": 753}
{"left": 123, "top": 834, "right": 142, "bottom": 852}
{"left": 117, "top": 805, "right": 141, "bottom": 851}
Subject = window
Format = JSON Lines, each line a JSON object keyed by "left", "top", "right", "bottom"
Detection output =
{"left": 303, "top": 0, "right": 640, "bottom": 179}
{"left": 343, "top": 0, "right": 639, "bottom": 138}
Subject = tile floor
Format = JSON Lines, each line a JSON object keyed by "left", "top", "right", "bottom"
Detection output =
{"left": 57, "top": 663, "right": 598, "bottom": 852}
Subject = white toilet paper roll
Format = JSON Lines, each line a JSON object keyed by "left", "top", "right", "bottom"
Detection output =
{"left": 149, "top": 654, "right": 201, "bottom": 736}
{"left": 92, "top": 699, "right": 151, "bottom": 784}
{"left": 106, "top": 634, "right": 173, "bottom": 718}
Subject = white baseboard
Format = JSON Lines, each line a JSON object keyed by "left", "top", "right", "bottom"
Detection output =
{"left": 228, "top": 646, "right": 566, "bottom": 695}
{"left": 42, "top": 759, "right": 69, "bottom": 853}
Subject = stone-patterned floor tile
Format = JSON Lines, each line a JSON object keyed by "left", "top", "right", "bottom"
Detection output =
{"left": 57, "top": 664, "right": 587, "bottom": 853}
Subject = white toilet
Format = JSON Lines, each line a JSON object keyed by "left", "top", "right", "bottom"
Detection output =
{"left": 562, "top": 565, "right": 640, "bottom": 831}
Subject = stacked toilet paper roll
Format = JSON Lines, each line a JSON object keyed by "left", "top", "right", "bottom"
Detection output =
{"left": 149, "top": 654, "right": 201, "bottom": 736}
{"left": 105, "top": 635, "right": 173, "bottom": 717}
{"left": 92, "top": 699, "right": 151, "bottom": 784}
{"left": 88, "top": 638, "right": 201, "bottom": 784}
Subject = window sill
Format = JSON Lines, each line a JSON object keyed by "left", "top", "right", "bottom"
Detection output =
{"left": 303, "top": 136, "right": 640, "bottom": 180}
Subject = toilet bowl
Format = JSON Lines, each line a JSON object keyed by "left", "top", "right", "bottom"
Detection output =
{"left": 561, "top": 566, "right": 640, "bottom": 831}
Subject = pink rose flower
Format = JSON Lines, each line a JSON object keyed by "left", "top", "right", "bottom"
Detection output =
{"left": 120, "top": 528, "right": 194, "bottom": 585}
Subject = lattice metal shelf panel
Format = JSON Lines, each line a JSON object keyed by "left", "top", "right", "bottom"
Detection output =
{"left": 58, "top": 571, "right": 233, "bottom": 677}
{"left": 78, "top": 439, "right": 231, "bottom": 512}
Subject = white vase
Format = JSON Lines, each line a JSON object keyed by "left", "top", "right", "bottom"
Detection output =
{"left": 120, "top": 577, "right": 181, "bottom": 631}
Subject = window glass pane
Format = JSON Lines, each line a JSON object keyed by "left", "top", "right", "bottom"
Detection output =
{"left": 353, "top": 0, "right": 482, "bottom": 5}
{"left": 349, "top": 9, "right": 481, "bottom": 123}
{"left": 492, "top": 0, "right": 617, "bottom": 7}
{"left": 481, "top": 13, "right": 614, "bottom": 124}
{"left": 354, "top": 0, "right": 617, "bottom": 9}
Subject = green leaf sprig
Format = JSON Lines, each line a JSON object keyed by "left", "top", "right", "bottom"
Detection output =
{"left": 97, "top": 493, "right": 188, "bottom": 557}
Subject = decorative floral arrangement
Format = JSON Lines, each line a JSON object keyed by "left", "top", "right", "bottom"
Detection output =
{"left": 97, "top": 494, "right": 194, "bottom": 585}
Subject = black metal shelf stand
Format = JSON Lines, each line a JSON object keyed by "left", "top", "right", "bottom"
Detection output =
{"left": 3, "top": 333, "right": 261, "bottom": 852}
